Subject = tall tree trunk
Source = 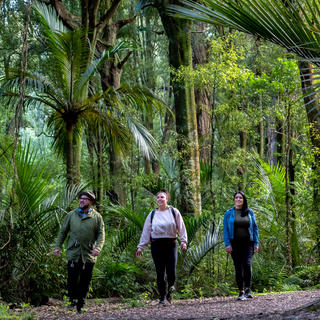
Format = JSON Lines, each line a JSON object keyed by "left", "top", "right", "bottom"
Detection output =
{"left": 289, "top": 145, "right": 299, "bottom": 267}
{"left": 259, "top": 95, "right": 265, "bottom": 158}
{"left": 276, "top": 119, "right": 284, "bottom": 165}
{"left": 192, "top": 23, "right": 211, "bottom": 163}
{"left": 284, "top": 103, "right": 292, "bottom": 270}
{"left": 266, "top": 112, "right": 278, "bottom": 166}
{"left": 298, "top": 60, "right": 320, "bottom": 257}
{"left": 142, "top": 14, "right": 157, "bottom": 175}
{"left": 65, "top": 121, "right": 75, "bottom": 185}
{"left": 96, "top": 130, "right": 104, "bottom": 210}
{"left": 157, "top": 1, "right": 201, "bottom": 215}
{"left": 96, "top": 10, "right": 134, "bottom": 205}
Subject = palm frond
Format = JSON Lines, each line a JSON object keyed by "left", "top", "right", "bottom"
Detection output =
{"left": 107, "top": 204, "right": 147, "bottom": 229}
{"left": 182, "top": 220, "right": 220, "bottom": 275}
{"left": 125, "top": 116, "right": 158, "bottom": 160}
{"left": 184, "top": 211, "right": 214, "bottom": 245}
{"left": 170, "top": 0, "right": 320, "bottom": 63}
{"left": 33, "top": 0, "right": 67, "bottom": 34}
{"left": 75, "top": 41, "right": 129, "bottom": 98}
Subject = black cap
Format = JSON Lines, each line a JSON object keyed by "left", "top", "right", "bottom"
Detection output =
{"left": 78, "top": 190, "right": 96, "bottom": 204}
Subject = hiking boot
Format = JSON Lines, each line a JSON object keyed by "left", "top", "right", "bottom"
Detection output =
{"left": 166, "top": 286, "right": 176, "bottom": 303}
{"left": 158, "top": 298, "right": 166, "bottom": 306}
{"left": 237, "top": 291, "right": 246, "bottom": 301}
{"left": 244, "top": 288, "right": 253, "bottom": 299}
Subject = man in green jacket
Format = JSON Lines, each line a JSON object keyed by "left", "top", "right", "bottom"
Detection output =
{"left": 53, "top": 191, "right": 105, "bottom": 313}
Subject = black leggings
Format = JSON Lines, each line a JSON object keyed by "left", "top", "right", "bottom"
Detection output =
{"left": 67, "top": 260, "right": 95, "bottom": 303}
{"left": 231, "top": 240, "right": 254, "bottom": 291}
{"left": 151, "top": 238, "right": 177, "bottom": 299}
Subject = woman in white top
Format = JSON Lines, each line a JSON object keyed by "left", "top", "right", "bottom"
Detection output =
{"left": 136, "top": 189, "right": 187, "bottom": 305}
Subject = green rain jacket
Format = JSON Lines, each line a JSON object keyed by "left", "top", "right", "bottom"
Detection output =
{"left": 55, "top": 208, "right": 105, "bottom": 263}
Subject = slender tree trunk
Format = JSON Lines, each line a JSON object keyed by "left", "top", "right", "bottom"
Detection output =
{"left": 266, "top": 112, "right": 278, "bottom": 166}
{"left": 289, "top": 144, "right": 299, "bottom": 267}
{"left": 157, "top": 1, "right": 201, "bottom": 215}
{"left": 259, "top": 95, "right": 265, "bottom": 158}
{"left": 142, "top": 15, "right": 157, "bottom": 175}
{"left": 276, "top": 119, "right": 284, "bottom": 165}
{"left": 96, "top": 130, "right": 104, "bottom": 210}
{"left": 66, "top": 121, "right": 75, "bottom": 185}
{"left": 284, "top": 103, "right": 292, "bottom": 270}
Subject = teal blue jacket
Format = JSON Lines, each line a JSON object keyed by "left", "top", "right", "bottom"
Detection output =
{"left": 223, "top": 207, "right": 259, "bottom": 247}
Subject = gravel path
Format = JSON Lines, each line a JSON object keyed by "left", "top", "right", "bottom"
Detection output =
{"left": 20, "top": 289, "right": 320, "bottom": 320}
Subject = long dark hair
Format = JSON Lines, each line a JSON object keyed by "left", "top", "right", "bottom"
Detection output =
{"left": 234, "top": 191, "right": 249, "bottom": 217}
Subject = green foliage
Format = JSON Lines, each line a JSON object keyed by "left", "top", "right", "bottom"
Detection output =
{"left": 0, "top": 303, "right": 35, "bottom": 319}
{"left": 0, "top": 141, "right": 85, "bottom": 302}
{"left": 92, "top": 258, "right": 146, "bottom": 298}
{"left": 291, "top": 265, "right": 320, "bottom": 288}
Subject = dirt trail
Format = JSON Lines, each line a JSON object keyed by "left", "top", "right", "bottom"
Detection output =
{"left": 17, "top": 289, "right": 320, "bottom": 319}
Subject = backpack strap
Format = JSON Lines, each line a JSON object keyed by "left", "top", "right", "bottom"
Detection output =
{"left": 150, "top": 209, "right": 156, "bottom": 224}
{"left": 170, "top": 206, "right": 177, "bottom": 226}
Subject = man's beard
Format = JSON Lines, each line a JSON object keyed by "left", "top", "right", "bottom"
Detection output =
{"left": 79, "top": 204, "right": 89, "bottom": 211}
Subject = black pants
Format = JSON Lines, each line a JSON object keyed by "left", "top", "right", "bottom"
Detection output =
{"left": 231, "top": 240, "right": 254, "bottom": 291}
{"left": 67, "top": 260, "right": 95, "bottom": 303}
{"left": 151, "top": 238, "right": 177, "bottom": 300}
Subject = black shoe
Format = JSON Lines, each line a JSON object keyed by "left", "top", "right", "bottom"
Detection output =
{"left": 158, "top": 298, "right": 166, "bottom": 306}
{"left": 76, "top": 299, "right": 84, "bottom": 313}
{"left": 237, "top": 291, "right": 246, "bottom": 301}
{"left": 244, "top": 288, "right": 253, "bottom": 299}
{"left": 166, "top": 286, "right": 176, "bottom": 303}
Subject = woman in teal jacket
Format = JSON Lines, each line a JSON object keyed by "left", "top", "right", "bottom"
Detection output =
{"left": 223, "top": 191, "right": 259, "bottom": 301}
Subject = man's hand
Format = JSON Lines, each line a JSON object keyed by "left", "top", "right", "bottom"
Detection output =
{"left": 181, "top": 243, "right": 187, "bottom": 252}
{"left": 53, "top": 249, "right": 61, "bottom": 257}
{"left": 136, "top": 249, "right": 142, "bottom": 258}
{"left": 92, "top": 248, "right": 100, "bottom": 257}
{"left": 254, "top": 246, "right": 259, "bottom": 253}
{"left": 225, "top": 245, "right": 232, "bottom": 254}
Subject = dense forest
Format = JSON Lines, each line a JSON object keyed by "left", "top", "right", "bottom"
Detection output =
{"left": 0, "top": 0, "right": 320, "bottom": 310}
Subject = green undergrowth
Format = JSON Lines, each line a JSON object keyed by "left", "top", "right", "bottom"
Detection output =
{"left": 0, "top": 303, "right": 34, "bottom": 319}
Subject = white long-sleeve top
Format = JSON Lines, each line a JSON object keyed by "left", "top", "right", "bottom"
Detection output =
{"left": 137, "top": 207, "right": 188, "bottom": 251}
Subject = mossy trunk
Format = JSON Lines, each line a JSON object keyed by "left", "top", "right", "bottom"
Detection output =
{"left": 65, "top": 119, "right": 81, "bottom": 186}
{"left": 157, "top": 1, "right": 201, "bottom": 215}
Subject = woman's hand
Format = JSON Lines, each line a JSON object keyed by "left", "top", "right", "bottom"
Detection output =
{"left": 136, "top": 249, "right": 142, "bottom": 258}
{"left": 181, "top": 243, "right": 187, "bottom": 252}
{"left": 225, "top": 245, "right": 232, "bottom": 254}
{"left": 254, "top": 246, "right": 259, "bottom": 253}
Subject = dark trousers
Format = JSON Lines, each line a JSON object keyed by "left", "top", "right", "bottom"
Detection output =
{"left": 151, "top": 238, "right": 177, "bottom": 299}
{"left": 67, "top": 260, "right": 95, "bottom": 304}
{"left": 231, "top": 240, "right": 254, "bottom": 291}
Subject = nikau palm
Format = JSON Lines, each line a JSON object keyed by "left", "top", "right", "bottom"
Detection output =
{"left": 0, "top": 2, "right": 162, "bottom": 186}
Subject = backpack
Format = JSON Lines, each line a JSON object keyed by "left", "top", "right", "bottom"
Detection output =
{"left": 150, "top": 206, "right": 177, "bottom": 226}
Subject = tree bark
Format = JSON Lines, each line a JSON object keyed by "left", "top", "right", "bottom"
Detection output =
{"left": 156, "top": 0, "right": 201, "bottom": 215}
{"left": 97, "top": 10, "right": 135, "bottom": 206}
{"left": 192, "top": 24, "right": 211, "bottom": 163}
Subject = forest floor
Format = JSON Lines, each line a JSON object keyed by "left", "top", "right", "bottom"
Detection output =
{"left": 11, "top": 289, "right": 320, "bottom": 320}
